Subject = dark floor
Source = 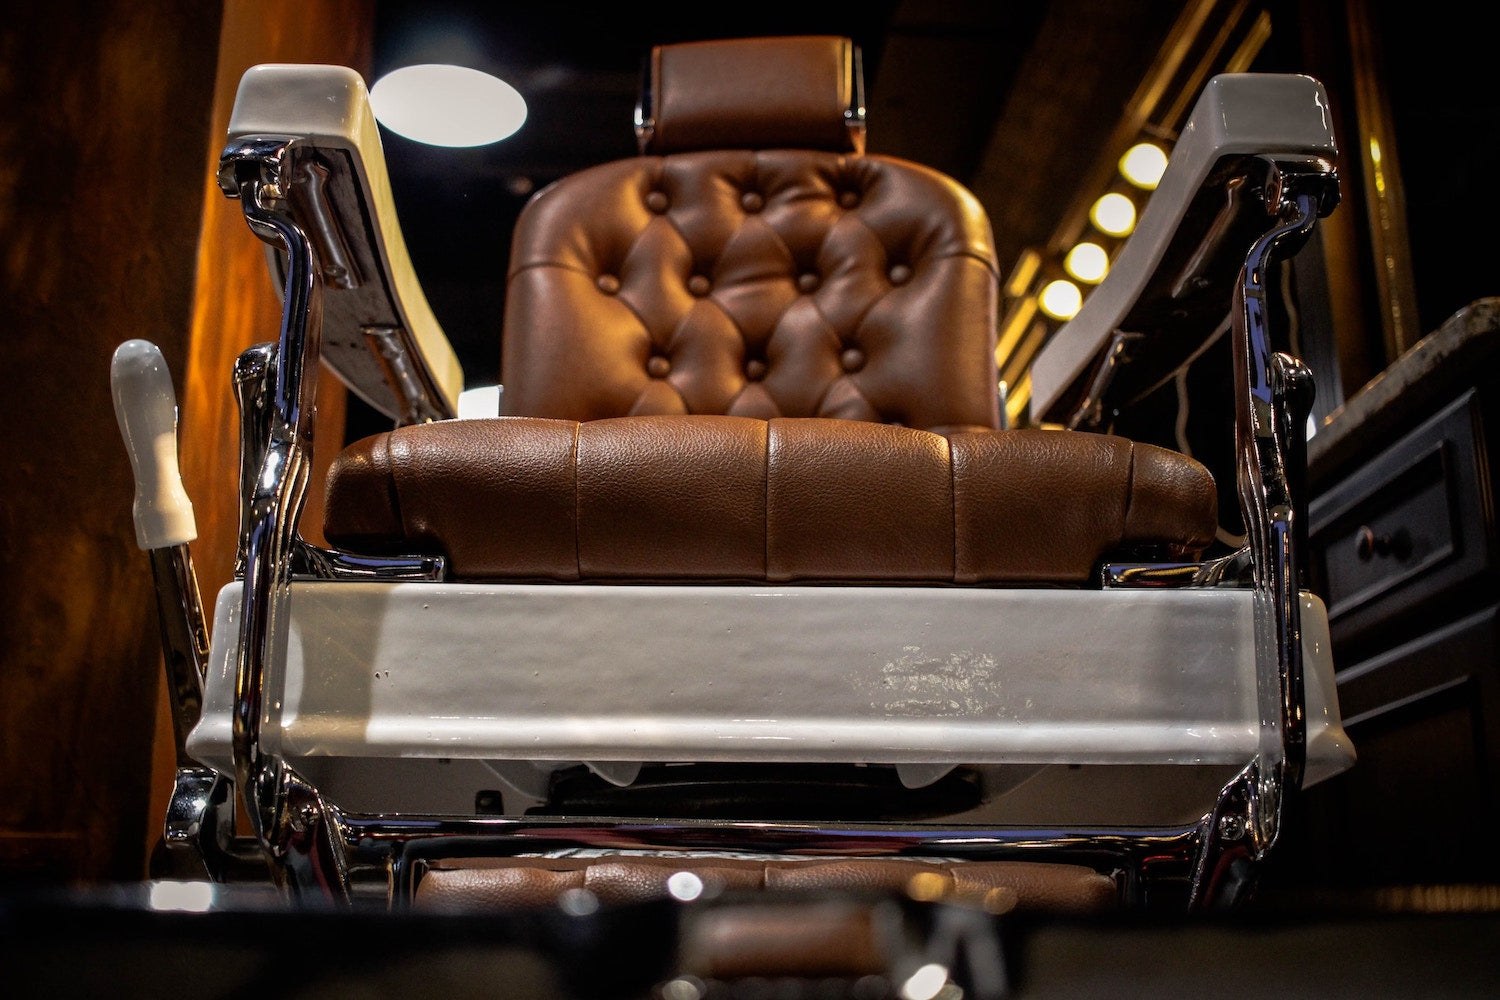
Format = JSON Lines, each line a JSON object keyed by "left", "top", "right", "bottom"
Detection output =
{"left": 4, "top": 876, "right": 1499, "bottom": 999}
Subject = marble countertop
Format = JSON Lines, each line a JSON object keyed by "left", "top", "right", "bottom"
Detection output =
{"left": 1308, "top": 297, "right": 1500, "bottom": 488}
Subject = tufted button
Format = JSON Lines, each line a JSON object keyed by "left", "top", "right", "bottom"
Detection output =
{"left": 645, "top": 190, "right": 669, "bottom": 213}
{"left": 796, "top": 272, "right": 820, "bottom": 294}
{"left": 744, "top": 358, "right": 767, "bottom": 381}
{"left": 646, "top": 355, "right": 671, "bottom": 378}
{"left": 596, "top": 274, "right": 621, "bottom": 294}
{"left": 739, "top": 191, "right": 764, "bottom": 213}
{"left": 838, "top": 190, "right": 860, "bottom": 209}
{"left": 840, "top": 347, "right": 865, "bottom": 372}
{"left": 888, "top": 264, "right": 912, "bottom": 285}
{"left": 687, "top": 274, "right": 711, "bottom": 297}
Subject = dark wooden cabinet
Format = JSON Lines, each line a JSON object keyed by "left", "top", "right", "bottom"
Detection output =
{"left": 1314, "top": 389, "right": 1495, "bottom": 653}
{"left": 1273, "top": 299, "right": 1500, "bottom": 891}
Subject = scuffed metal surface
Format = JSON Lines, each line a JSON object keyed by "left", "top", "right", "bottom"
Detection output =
{"left": 868, "top": 646, "right": 1006, "bottom": 716}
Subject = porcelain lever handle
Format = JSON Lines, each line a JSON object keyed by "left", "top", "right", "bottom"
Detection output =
{"left": 112, "top": 339, "right": 198, "bottom": 550}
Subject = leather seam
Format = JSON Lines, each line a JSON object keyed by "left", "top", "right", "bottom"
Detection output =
{"left": 947, "top": 433, "right": 958, "bottom": 583}
{"left": 572, "top": 421, "right": 582, "bottom": 578}
{"left": 762, "top": 419, "right": 772, "bottom": 579}
{"left": 384, "top": 431, "right": 408, "bottom": 539}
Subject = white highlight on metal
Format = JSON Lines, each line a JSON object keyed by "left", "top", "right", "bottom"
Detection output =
{"left": 111, "top": 339, "right": 197, "bottom": 550}
{"left": 148, "top": 880, "right": 215, "bottom": 912}
{"left": 370, "top": 64, "right": 527, "bottom": 147}
{"left": 901, "top": 963, "right": 950, "bottom": 1000}
{"left": 457, "top": 383, "right": 501, "bottom": 418}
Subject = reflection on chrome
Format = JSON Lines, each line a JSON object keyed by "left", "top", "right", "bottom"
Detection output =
{"left": 147, "top": 880, "right": 216, "bottom": 912}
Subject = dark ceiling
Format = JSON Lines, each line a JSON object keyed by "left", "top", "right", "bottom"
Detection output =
{"left": 371, "top": 0, "right": 1184, "bottom": 390}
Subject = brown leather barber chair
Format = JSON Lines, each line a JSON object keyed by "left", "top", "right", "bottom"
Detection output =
{"left": 112, "top": 34, "right": 1352, "bottom": 924}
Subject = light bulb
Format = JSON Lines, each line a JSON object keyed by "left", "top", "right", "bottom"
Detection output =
{"left": 1119, "top": 142, "right": 1168, "bottom": 189}
{"left": 1039, "top": 279, "right": 1082, "bottom": 320}
{"left": 1064, "top": 242, "right": 1109, "bottom": 284}
{"left": 1090, "top": 192, "right": 1136, "bottom": 237}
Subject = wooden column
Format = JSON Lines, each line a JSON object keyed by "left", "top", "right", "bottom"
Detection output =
{"left": 0, "top": 0, "right": 370, "bottom": 886}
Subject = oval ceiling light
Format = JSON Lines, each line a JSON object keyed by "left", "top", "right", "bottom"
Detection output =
{"left": 369, "top": 64, "right": 527, "bottom": 147}
{"left": 1119, "top": 142, "right": 1168, "bottom": 189}
{"left": 1089, "top": 192, "right": 1137, "bottom": 237}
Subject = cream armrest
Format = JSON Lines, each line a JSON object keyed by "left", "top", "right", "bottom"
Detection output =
{"left": 1028, "top": 73, "right": 1337, "bottom": 426}
{"left": 223, "top": 64, "right": 463, "bottom": 422}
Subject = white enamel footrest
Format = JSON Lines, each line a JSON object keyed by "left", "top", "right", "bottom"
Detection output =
{"left": 188, "top": 582, "right": 1353, "bottom": 791}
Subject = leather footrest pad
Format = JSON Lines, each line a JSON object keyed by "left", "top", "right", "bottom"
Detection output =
{"left": 414, "top": 855, "right": 1118, "bottom": 916}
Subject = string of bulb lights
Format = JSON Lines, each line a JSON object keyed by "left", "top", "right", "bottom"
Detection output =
{"left": 1037, "top": 140, "right": 1169, "bottom": 322}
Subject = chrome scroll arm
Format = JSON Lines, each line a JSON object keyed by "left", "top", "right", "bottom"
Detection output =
{"left": 1189, "top": 155, "right": 1338, "bottom": 908}
{"left": 221, "top": 139, "right": 352, "bottom": 901}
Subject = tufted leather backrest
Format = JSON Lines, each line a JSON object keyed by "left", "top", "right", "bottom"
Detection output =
{"left": 498, "top": 36, "right": 1003, "bottom": 435}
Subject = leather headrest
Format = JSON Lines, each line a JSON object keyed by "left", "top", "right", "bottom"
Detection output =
{"left": 636, "top": 35, "right": 866, "bottom": 155}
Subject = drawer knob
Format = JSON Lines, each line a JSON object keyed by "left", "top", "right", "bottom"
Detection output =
{"left": 1355, "top": 525, "right": 1412, "bottom": 561}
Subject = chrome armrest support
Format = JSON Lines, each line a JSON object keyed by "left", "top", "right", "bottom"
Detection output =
{"left": 223, "top": 146, "right": 331, "bottom": 891}
{"left": 1028, "top": 75, "right": 1343, "bottom": 908}
{"left": 1187, "top": 156, "right": 1338, "bottom": 908}
{"left": 220, "top": 134, "right": 453, "bottom": 899}
{"left": 1104, "top": 157, "right": 1336, "bottom": 908}
{"left": 1091, "top": 138, "right": 1339, "bottom": 907}
{"left": 231, "top": 338, "right": 445, "bottom": 583}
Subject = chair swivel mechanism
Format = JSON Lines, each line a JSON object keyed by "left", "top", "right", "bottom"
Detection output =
{"left": 112, "top": 35, "right": 1352, "bottom": 916}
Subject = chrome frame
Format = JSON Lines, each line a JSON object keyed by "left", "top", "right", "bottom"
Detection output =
{"left": 142, "top": 117, "right": 1340, "bottom": 912}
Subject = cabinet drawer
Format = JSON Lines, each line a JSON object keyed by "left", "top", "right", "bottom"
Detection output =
{"left": 1334, "top": 603, "right": 1499, "bottom": 723}
{"left": 1311, "top": 603, "right": 1500, "bottom": 885}
{"left": 1309, "top": 389, "right": 1493, "bottom": 645}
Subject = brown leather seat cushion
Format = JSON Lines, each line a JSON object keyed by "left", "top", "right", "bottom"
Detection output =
{"left": 414, "top": 855, "right": 1119, "bottom": 917}
{"left": 324, "top": 415, "right": 1216, "bottom": 583}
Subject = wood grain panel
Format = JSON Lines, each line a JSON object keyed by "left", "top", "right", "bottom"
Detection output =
{"left": 0, "top": 0, "right": 371, "bottom": 886}
{"left": 0, "top": 1, "right": 224, "bottom": 884}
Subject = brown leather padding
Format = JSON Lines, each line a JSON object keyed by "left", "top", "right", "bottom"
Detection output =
{"left": 413, "top": 855, "right": 1119, "bottom": 918}
{"left": 641, "top": 36, "right": 864, "bottom": 155}
{"left": 323, "top": 34, "right": 1218, "bottom": 582}
{"left": 498, "top": 152, "right": 1001, "bottom": 430}
{"left": 325, "top": 416, "right": 1216, "bottom": 583}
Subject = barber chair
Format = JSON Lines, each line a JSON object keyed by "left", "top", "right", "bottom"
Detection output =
{"left": 113, "top": 35, "right": 1352, "bottom": 920}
